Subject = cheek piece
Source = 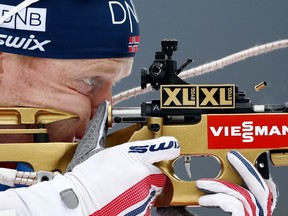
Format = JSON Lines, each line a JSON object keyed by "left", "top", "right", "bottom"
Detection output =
{"left": 0, "top": 0, "right": 140, "bottom": 59}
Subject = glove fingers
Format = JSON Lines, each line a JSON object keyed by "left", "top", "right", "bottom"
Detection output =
{"left": 265, "top": 177, "right": 278, "bottom": 211}
{"left": 198, "top": 193, "right": 248, "bottom": 216}
{"left": 120, "top": 136, "right": 180, "bottom": 165}
{"left": 227, "top": 150, "right": 271, "bottom": 214}
{"left": 66, "top": 101, "right": 108, "bottom": 172}
{"left": 196, "top": 179, "right": 257, "bottom": 215}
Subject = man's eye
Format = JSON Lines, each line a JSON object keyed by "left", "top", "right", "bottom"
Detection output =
{"left": 82, "top": 77, "right": 96, "bottom": 86}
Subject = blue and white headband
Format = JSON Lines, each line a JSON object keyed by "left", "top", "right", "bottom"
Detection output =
{"left": 0, "top": 0, "right": 140, "bottom": 59}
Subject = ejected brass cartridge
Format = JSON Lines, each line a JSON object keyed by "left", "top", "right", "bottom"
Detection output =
{"left": 255, "top": 81, "right": 267, "bottom": 92}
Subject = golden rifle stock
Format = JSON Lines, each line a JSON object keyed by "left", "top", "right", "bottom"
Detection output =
{"left": 105, "top": 39, "right": 288, "bottom": 207}
{"left": 0, "top": 107, "right": 78, "bottom": 173}
{"left": 106, "top": 105, "right": 288, "bottom": 207}
{"left": 0, "top": 105, "right": 287, "bottom": 208}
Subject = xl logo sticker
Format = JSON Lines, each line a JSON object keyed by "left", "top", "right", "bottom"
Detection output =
{"left": 160, "top": 84, "right": 235, "bottom": 109}
{"left": 129, "top": 140, "right": 180, "bottom": 153}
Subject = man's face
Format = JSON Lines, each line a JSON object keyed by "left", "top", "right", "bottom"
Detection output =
{"left": 0, "top": 53, "right": 133, "bottom": 142}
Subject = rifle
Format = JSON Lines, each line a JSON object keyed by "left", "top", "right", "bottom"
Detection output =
{"left": 106, "top": 39, "right": 288, "bottom": 207}
{"left": 0, "top": 108, "right": 77, "bottom": 174}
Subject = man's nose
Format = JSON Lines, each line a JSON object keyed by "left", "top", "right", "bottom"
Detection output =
{"left": 90, "top": 88, "right": 112, "bottom": 119}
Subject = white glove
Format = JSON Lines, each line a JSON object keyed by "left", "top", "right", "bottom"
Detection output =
{"left": 66, "top": 136, "right": 180, "bottom": 216}
{"left": 196, "top": 150, "right": 278, "bottom": 216}
{"left": 0, "top": 102, "right": 180, "bottom": 216}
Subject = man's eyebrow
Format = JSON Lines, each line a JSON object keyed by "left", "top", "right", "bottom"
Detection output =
{"left": 110, "top": 60, "right": 123, "bottom": 64}
{"left": 109, "top": 58, "right": 129, "bottom": 63}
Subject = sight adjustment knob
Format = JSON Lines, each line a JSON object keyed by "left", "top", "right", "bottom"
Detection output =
{"left": 161, "top": 39, "right": 178, "bottom": 52}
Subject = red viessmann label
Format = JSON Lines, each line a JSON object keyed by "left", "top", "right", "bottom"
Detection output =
{"left": 207, "top": 114, "right": 288, "bottom": 149}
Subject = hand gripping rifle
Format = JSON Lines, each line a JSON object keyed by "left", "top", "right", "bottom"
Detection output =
{"left": 107, "top": 39, "right": 288, "bottom": 207}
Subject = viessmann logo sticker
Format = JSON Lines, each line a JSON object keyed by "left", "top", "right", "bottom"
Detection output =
{"left": 208, "top": 114, "right": 288, "bottom": 149}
